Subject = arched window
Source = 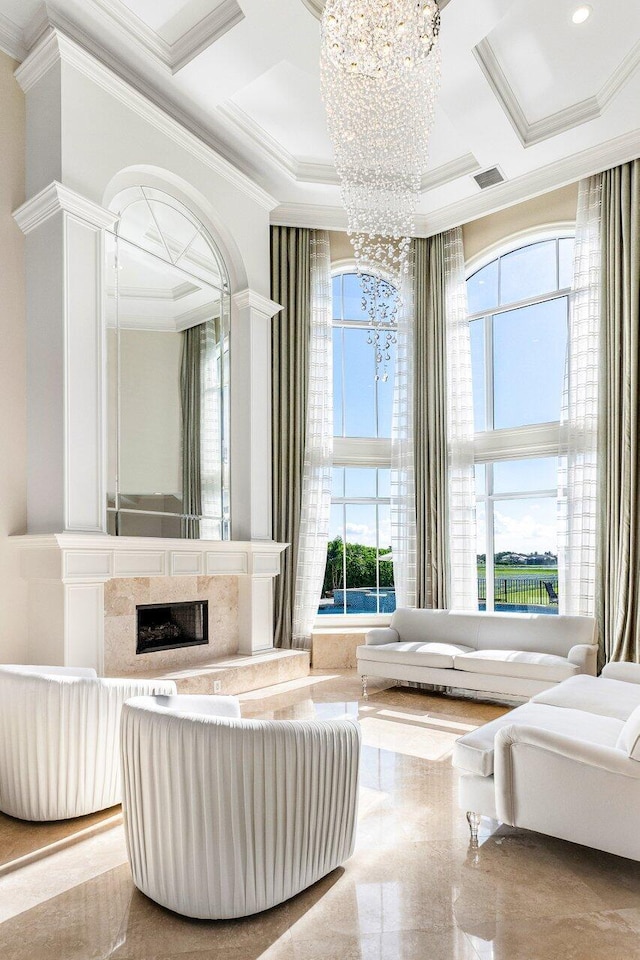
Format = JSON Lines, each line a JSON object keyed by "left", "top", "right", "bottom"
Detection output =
{"left": 318, "top": 271, "right": 397, "bottom": 619}
{"left": 467, "top": 235, "right": 574, "bottom": 613}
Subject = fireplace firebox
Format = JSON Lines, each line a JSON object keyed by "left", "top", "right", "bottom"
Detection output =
{"left": 136, "top": 600, "right": 208, "bottom": 655}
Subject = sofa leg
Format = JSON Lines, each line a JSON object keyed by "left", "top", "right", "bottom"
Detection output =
{"left": 361, "top": 675, "right": 368, "bottom": 700}
{"left": 466, "top": 811, "right": 481, "bottom": 846}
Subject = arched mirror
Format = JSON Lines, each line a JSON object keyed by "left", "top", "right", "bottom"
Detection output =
{"left": 105, "top": 186, "right": 231, "bottom": 539}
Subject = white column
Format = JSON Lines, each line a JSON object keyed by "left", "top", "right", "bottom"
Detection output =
{"left": 230, "top": 290, "right": 283, "bottom": 653}
{"left": 14, "top": 182, "right": 117, "bottom": 534}
{"left": 230, "top": 289, "right": 282, "bottom": 542}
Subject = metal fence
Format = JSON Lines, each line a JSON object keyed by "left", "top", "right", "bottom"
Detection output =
{"left": 477, "top": 576, "right": 559, "bottom": 607}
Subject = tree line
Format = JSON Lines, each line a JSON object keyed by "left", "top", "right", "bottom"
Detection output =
{"left": 323, "top": 537, "right": 394, "bottom": 595}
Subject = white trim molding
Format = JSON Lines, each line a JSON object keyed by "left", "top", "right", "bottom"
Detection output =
{"left": 24, "top": 0, "right": 244, "bottom": 76}
{"left": 15, "top": 26, "right": 278, "bottom": 212}
{"left": 474, "top": 37, "right": 640, "bottom": 149}
{"left": 217, "top": 101, "right": 480, "bottom": 193}
{"left": 271, "top": 129, "right": 640, "bottom": 237}
{"left": 0, "top": 11, "right": 26, "bottom": 61}
{"left": 15, "top": 534, "right": 287, "bottom": 583}
{"left": 232, "top": 289, "right": 283, "bottom": 320}
{"left": 13, "top": 181, "right": 118, "bottom": 235}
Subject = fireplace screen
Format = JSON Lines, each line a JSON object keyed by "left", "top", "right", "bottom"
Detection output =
{"left": 136, "top": 600, "right": 208, "bottom": 655}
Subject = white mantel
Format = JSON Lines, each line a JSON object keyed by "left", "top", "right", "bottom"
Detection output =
{"left": 13, "top": 534, "right": 287, "bottom": 674}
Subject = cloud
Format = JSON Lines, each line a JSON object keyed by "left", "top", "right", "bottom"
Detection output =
{"left": 493, "top": 505, "right": 556, "bottom": 554}
{"left": 325, "top": 520, "right": 392, "bottom": 549}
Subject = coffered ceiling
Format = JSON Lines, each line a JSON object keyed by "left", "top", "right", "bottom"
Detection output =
{"left": 1, "top": 0, "right": 639, "bottom": 233}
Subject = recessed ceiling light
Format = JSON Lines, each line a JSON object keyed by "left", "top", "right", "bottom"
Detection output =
{"left": 572, "top": 5, "right": 592, "bottom": 24}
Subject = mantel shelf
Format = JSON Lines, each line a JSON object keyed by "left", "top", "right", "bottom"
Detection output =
{"left": 12, "top": 533, "right": 288, "bottom": 582}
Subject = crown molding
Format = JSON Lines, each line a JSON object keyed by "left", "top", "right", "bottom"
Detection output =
{"left": 218, "top": 101, "right": 480, "bottom": 193}
{"left": 217, "top": 102, "right": 300, "bottom": 181}
{"left": 474, "top": 37, "right": 640, "bottom": 149}
{"left": 24, "top": 0, "right": 244, "bottom": 75}
{"left": 598, "top": 38, "right": 640, "bottom": 111}
{"left": 171, "top": 0, "right": 244, "bottom": 73}
{"left": 232, "top": 289, "right": 283, "bottom": 319}
{"left": 271, "top": 128, "right": 640, "bottom": 236}
{"left": 13, "top": 181, "right": 118, "bottom": 235}
{"left": 270, "top": 202, "right": 348, "bottom": 231}
{"left": 15, "top": 26, "right": 278, "bottom": 212}
{"left": 0, "top": 12, "right": 26, "bottom": 61}
{"left": 420, "top": 153, "right": 481, "bottom": 191}
{"left": 423, "top": 128, "right": 640, "bottom": 235}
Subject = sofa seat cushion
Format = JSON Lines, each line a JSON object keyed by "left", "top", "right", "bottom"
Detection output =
{"left": 533, "top": 675, "right": 640, "bottom": 721}
{"left": 453, "top": 703, "right": 624, "bottom": 778}
{"left": 453, "top": 649, "right": 578, "bottom": 683}
{"left": 357, "top": 641, "right": 474, "bottom": 670}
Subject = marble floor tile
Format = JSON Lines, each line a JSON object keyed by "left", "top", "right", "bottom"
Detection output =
{"left": 1, "top": 670, "right": 639, "bottom": 960}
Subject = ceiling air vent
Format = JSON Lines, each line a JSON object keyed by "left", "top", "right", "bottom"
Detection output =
{"left": 473, "top": 167, "right": 505, "bottom": 190}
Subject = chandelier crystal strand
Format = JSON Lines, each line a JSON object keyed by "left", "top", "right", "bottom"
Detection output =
{"left": 320, "top": 0, "right": 441, "bottom": 379}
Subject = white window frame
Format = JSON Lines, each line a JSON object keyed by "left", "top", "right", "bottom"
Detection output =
{"left": 315, "top": 262, "right": 395, "bottom": 627}
{"left": 467, "top": 224, "right": 575, "bottom": 612}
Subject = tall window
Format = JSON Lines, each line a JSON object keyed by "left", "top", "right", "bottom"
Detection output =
{"left": 468, "top": 236, "right": 573, "bottom": 614}
{"left": 318, "top": 272, "right": 397, "bottom": 618}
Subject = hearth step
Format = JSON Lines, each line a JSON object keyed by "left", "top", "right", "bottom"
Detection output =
{"left": 114, "top": 649, "right": 310, "bottom": 696}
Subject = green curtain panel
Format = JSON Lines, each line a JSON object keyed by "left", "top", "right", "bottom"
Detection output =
{"left": 180, "top": 324, "right": 203, "bottom": 540}
{"left": 599, "top": 159, "right": 640, "bottom": 662}
{"left": 271, "top": 226, "right": 311, "bottom": 649}
{"left": 413, "top": 235, "right": 448, "bottom": 609}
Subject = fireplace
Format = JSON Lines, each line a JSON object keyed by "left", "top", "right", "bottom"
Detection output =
{"left": 136, "top": 600, "right": 208, "bottom": 655}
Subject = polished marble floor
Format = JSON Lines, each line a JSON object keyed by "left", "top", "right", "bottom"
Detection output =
{"left": 2, "top": 671, "right": 640, "bottom": 959}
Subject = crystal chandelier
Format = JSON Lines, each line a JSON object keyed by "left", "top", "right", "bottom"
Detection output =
{"left": 320, "top": 0, "right": 441, "bottom": 379}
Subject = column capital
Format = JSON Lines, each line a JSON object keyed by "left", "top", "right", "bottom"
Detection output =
{"left": 231, "top": 288, "right": 282, "bottom": 321}
{"left": 13, "top": 181, "right": 118, "bottom": 235}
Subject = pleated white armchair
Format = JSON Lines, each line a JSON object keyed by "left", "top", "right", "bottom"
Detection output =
{"left": 0, "top": 666, "right": 177, "bottom": 821}
{"left": 120, "top": 694, "right": 362, "bottom": 919}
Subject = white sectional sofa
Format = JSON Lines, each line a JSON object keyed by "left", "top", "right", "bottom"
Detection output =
{"left": 357, "top": 608, "right": 598, "bottom": 701}
{"left": 453, "top": 663, "right": 640, "bottom": 861}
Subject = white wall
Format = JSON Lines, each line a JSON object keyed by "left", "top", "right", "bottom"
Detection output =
{"left": 119, "top": 330, "right": 182, "bottom": 496}
{"left": 0, "top": 51, "right": 28, "bottom": 662}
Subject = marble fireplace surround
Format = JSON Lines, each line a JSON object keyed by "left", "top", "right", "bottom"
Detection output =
{"left": 13, "top": 534, "right": 287, "bottom": 675}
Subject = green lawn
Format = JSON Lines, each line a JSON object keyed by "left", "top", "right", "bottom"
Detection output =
{"left": 477, "top": 565, "right": 558, "bottom": 578}
{"left": 476, "top": 565, "right": 559, "bottom": 606}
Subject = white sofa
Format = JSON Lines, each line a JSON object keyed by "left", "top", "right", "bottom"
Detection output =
{"left": 357, "top": 608, "right": 598, "bottom": 700}
{"left": 120, "top": 693, "right": 362, "bottom": 919}
{"left": 0, "top": 665, "right": 176, "bottom": 821}
{"left": 453, "top": 663, "right": 640, "bottom": 861}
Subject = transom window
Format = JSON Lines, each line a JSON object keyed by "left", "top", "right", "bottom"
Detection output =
{"left": 318, "top": 272, "right": 397, "bottom": 620}
{"left": 468, "top": 236, "right": 574, "bottom": 614}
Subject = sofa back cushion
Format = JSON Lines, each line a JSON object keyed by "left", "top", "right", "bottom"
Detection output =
{"left": 475, "top": 613, "right": 596, "bottom": 657}
{"left": 616, "top": 705, "right": 640, "bottom": 759}
{"left": 388, "top": 609, "right": 596, "bottom": 657}
{"left": 390, "top": 609, "right": 482, "bottom": 649}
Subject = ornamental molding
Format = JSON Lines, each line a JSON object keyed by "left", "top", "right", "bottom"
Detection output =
{"left": 24, "top": 0, "right": 243, "bottom": 75}
{"left": 0, "top": 11, "right": 26, "bottom": 61}
{"left": 271, "top": 129, "right": 640, "bottom": 238}
{"left": 232, "top": 289, "right": 283, "bottom": 320}
{"left": 13, "top": 181, "right": 118, "bottom": 235}
{"left": 474, "top": 36, "right": 640, "bottom": 149}
{"left": 217, "top": 100, "right": 480, "bottom": 193}
{"left": 15, "top": 25, "right": 278, "bottom": 212}
{"left": 13, "top": 534, "right": 288, "bottom": 583}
